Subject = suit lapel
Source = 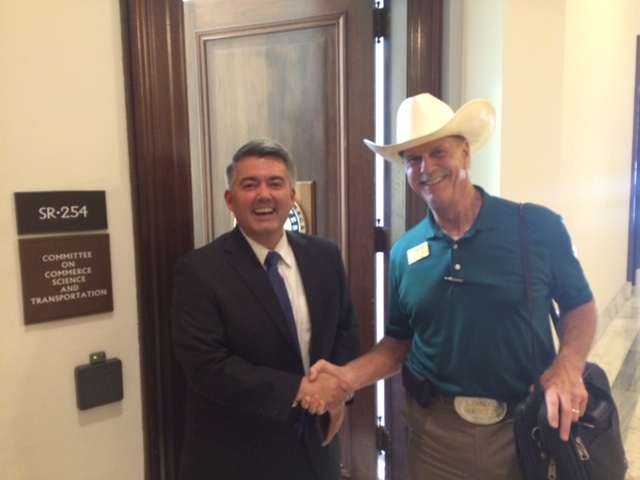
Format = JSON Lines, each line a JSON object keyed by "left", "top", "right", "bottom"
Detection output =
{"left": 224, "top": 228, "right": 302, "bottom": 358}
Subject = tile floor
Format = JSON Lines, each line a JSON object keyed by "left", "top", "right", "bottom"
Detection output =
{"left": 588, "top": 287, "right": 640, "bottom": 480}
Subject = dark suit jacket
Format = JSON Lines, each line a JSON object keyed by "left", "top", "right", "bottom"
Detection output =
{"left": 171, "top": 227, "right": 360, "bottom": 480}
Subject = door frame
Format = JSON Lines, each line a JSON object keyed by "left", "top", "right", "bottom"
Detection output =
{"left": 404, "top": 0, "right": 442, "bottom": 228}
{"left": 120, "top": 1, "right": 192, "bottom": 478}
{"left": 119, "top": 0, "right": 442, "bottom": 478}
{"left": 383, "top": 2, "right": 443, "bottom": 479}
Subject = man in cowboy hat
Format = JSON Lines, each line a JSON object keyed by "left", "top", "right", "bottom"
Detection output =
{"left": 302, "top": 93, "right": 597, "bottom": 479}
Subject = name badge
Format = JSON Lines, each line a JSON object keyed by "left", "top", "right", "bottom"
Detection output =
{"left": 453, "top": 397, "right": 508, "bottom": 425}
{"left": 407, "top": 242, "right": 430, "bottom": 265}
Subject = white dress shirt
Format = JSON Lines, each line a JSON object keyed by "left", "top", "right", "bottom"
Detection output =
{"left": 241, "top": 230, "right": 311, "bottom": 372}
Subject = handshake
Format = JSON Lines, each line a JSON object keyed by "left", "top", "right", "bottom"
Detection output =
{"left": 293, "top": 360, "right": 356, "bottom": 446}
{"left": 295, "top": 360, "right": 355, "bottom": 414}
{"left": 293, "top": 336, "right": 409, "bottom": 444}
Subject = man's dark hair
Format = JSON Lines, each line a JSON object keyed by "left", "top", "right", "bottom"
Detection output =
{"left": 226, "top": 138, "right": 297, "bottom": 187}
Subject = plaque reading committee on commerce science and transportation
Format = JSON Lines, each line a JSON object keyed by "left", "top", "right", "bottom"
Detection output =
{"left": 18, "top": 234, "right": 113, "bottom": 324}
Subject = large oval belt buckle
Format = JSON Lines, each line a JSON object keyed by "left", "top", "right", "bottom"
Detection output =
{"left": 453, "top": 397, "right": 508, "bottom": 425}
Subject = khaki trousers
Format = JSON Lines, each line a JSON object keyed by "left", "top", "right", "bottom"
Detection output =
{"left": 402, "top": 395, "right": 523, "bottom": 480}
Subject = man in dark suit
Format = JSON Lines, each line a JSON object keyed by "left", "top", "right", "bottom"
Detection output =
{"left": 171, "top": 138, "right": 360, "bottom": 480}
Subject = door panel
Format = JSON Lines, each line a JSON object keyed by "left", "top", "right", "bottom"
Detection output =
{"left": 194, "top": 15, "right": 343, "bottom": 242}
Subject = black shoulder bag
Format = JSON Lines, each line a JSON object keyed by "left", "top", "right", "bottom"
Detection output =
{"left": 513, "top": 203, "right": 628, "bottom": 480}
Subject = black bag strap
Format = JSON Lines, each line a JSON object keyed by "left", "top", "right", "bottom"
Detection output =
{"left": 518, "top": 203, "right": 544, "bottom": 395}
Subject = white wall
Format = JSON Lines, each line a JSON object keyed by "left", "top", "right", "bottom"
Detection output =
{"left": 444, "top": 0, "right": 505, "bottom": 195}
{"left": 557, "top": 1, "right": 639, "bottom": 316}
{"left": 0, "top": 1, "right": 144, "bottom": 478}
{"left": 501, "top": 0, "right": 639, "bottom": 320}
{"left": 501, "top": 1, "right": 568, "bottom": 209}
{"left": 452, "top": 0, "right": 640, "bottom": 325}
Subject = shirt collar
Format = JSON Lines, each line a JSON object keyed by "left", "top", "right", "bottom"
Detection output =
{"left": 423, "top": 186, "right": 498, "bottom": 240}
{"left": 239, "top": 228, "right": 294, "bottom": 267}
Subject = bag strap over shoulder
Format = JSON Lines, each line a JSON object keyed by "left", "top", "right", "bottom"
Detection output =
{"left": 518, "top": 203, "right": 544, "bottom": 395}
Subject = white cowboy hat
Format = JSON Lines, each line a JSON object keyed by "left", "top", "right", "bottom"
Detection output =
{"left": 363, "top": 93, "right": 496, "bottom": 165}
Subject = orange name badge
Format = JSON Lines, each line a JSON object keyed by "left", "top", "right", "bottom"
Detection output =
{"left": 406, "top": 242, "right": 430, "bottom": 265}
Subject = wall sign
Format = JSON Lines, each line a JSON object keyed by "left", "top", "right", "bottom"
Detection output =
{"left": 18, "top": 234, "right": 113, "bottom": 324}
{"left": 15, "top": 191, "right": 107, "bottom": 235}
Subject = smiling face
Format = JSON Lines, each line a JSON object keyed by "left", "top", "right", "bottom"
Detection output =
{"left": 402, "top": 135, "right": 473, "bottom": 212}
{"left": 224, "top": 155, "right": 296, "bottom": 249}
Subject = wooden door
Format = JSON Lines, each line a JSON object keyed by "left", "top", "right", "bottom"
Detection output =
{"left": 183, "top": 1, "right": 376, "bottom": 478}
{"left": 121, "top": 0, "right": 376, "bottom": 478}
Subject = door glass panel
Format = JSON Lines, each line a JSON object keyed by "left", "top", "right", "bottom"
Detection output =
{"left": 375, "top": 3, "right": 387, "bottom": 479}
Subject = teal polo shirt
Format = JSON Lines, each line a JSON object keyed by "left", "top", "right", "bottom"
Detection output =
{"left": 386, "top": 187, "right": 593, "bottom": 401}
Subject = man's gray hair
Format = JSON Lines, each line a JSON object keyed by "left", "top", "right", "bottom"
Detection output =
{"left": 226, "top": 138, "right": 297, "bottom": 187}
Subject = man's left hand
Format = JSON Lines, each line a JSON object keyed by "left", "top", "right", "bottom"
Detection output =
{"left": 322, "top": 403, "right": 345, "bottom": 446}
{"left": 540, "top": 354, "right": 588, "bottom": 441}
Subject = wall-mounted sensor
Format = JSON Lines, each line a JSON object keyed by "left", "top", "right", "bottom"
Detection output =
{"left": 74, "top": 352, "right": 123, "bottom": 410}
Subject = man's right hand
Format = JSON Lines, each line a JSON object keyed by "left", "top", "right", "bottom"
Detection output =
{"left": 299, "top": 336, "right": 412, "bottom": 414}
{"left": 294, "top": 371, "right": 351, "bottom": 414}
{"left": 297, "top": 360, "right": 354, "bottom": 415}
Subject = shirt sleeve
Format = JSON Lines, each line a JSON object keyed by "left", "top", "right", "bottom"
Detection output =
{"left": 528, "top": 204, "right": 594, "bottom": 312}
